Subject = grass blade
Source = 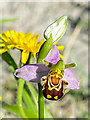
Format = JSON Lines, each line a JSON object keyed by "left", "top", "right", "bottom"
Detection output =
{"left": 23, "top": 88, "right": 37, "bottom": 112}
{"left": 26, "top": 81, "right": 53, "bottom": 118}
{"left": 44, "top": 106, "right": 53, "bottom": 118}
{"left": 26, "top": 82, "right": 38, "bottom": 106}
{"left": 0, "top": 18, "right": 18, "bottom": 24}
{"left": 2, "top": 104, "right": 38, "bottom": 118}
{"left": 1, "top": 51, "right": 18, "bottom": 73}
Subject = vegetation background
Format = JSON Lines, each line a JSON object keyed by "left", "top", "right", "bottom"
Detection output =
{"left": 0, "top": 1, "right": 88, "bottom": 118}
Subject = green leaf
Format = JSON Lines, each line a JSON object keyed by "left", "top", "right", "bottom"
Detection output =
{"left": 0, "top": 51, "right": 18, "bottom": 73}
{"left": 37, "top": 34, "right": 53, "bottom": 63}
{"left": 23, "top": 88, "right": 37, "bottom": 112}
{"left": 44, "top": 16, "right": 67, "bottom": 43}
{"left": 17, "top": 79, "right": 27, "bottom": 118}
{"left": 44, "top": 106, "right": 53, "bottom": 118}
{"left": 0, "top": 18, "right": 18, "bottom": 24}
{"left": 38, "top": 83, "right": 44, "bottom": 118}
{"left": 2, "top": 104, "right": 38, "bottom": 118}
{"left": 26, "top": 82, "right": 53, "bottom": 118}
{"left": 26, "top": 82, "right": 38, "bottom": 107}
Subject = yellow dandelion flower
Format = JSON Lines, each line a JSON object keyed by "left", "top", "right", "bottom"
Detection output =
{"left": 0, "top": 30, "right": 45, "bottom": 64}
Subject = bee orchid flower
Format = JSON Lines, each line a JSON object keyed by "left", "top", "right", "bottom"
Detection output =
{"left": 14, "top": 44, "right": 79, "bottom": 100}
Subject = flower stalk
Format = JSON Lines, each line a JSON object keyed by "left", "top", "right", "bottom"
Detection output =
{"left": 17, "top": 79, "right": 27, "bottom": 118}
{"left": 38, "top": 83, "right": 44, "bottom": 119}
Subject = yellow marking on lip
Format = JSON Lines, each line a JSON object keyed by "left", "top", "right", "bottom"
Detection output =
{"left": 42, "top": 86, "right": 45, "bottom": 91}
{"left": 47, "top": 94, "right": 52, "bottom": 99}
{"left": 54, "top": 96, "right": 58, "bottom": 100}
{"left": 63, "top": 89, "right": 65, "bottom": 93}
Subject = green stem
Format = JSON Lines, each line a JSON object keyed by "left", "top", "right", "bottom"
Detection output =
{"left": 38, "top": 59, "right": 45, "bottom": 119}
{"left": 17, "top": 79, "right": 27, "bottom": 118}
{"left": 37, "top": 32, "right": 53, "bottom": 119}
{"left": 38, "top": 83, "right": 44, "bottom": 119}
{"left": 26, "top": 82, "right": 38, "bottom": 108}
{"left": 37, "top": 36, "right": 53, "bottom": 118}
{"left": 37, "top": 34, "right": 54, "bottom": 119}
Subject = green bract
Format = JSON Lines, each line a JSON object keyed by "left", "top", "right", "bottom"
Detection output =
{"left": 44, "top": 16, "right": 67, "bottom": 42}
{"left": 38, "top": 34, "right": 53, "bottom": 63}
{"left": 51, "top": 60, "right": 65, "bottom": 71}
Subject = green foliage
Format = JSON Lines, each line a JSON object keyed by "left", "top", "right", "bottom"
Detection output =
{"left": 17, "top": 79, "right": 27, "bottom": 118}
{"left": 23, "top": 88, "right": 37, "bottom": 112}
{"left": 26, "top": 82, "right": 38, "bottom": 107}
{"left": 2, "top": 105, "right": 38, "bottom": 118}
{"left": 1, "top": 51, "right": 18, "bottom": 73}
{"left": 26, "top": 81, "right": 53, "bottom": 118}
{"left": 0, "top": 18, "right": 18, "bottom": 24}
{"left": 1, "top": 51, "right": 53, "bottom": 118}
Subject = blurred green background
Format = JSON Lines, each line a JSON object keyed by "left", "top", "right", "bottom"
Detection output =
{"left": 0, "top": 2, "right": 88, "bottom": 118}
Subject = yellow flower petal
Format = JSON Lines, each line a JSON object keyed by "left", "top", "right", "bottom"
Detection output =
{"left": 10, "top": 30, "right": 15, "bottom": 35}
{"left": 33, "top": 53, "right": 37, "bottom": 60}
{"left": 0, "top": 48, "right": 8, "bottom": 54}
{"left": 7, "top": 45, "right": 15, "bottom": 49}
{"left": 4, "top": 30, "right": 11, "bottom": 37}
{"left": 21, "top": 50, "right": 29, "bottom": 64}
{"left": 37, "top": 39, "right": 46, "bottom": 51}
{"left": 30, "top": 33, "right": 39, "bottom": 48}
{"left": 2, "top": 33, "right": 11, "bottom": 43}
{"left": 25, "top": 32, "right": 32, "bottom": 43}
{"left": 0, "top": 33, "right": 2, "bottom": 37}
{"left": 0, "top": 44, "right": 5, "bottom": 47}
{"left": 0, "top": 34, "right": 2, "bottom": 41}
{"left": 0, "top": 96, "right": 2, "bottom": 101}
{"left": 57, "top": 46, "right": 64, "bottom": 51}
{"left": 60, "top": 54, "right": 64, "bottom": 59}
{"left": 54, "top": 42, "right": 58, "bottom": 45}
{"left": 10, "top": 30, "right": 19, "bottom": 44}
{"left": 0, "top": 40, "right": 3, "bottom": 42}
